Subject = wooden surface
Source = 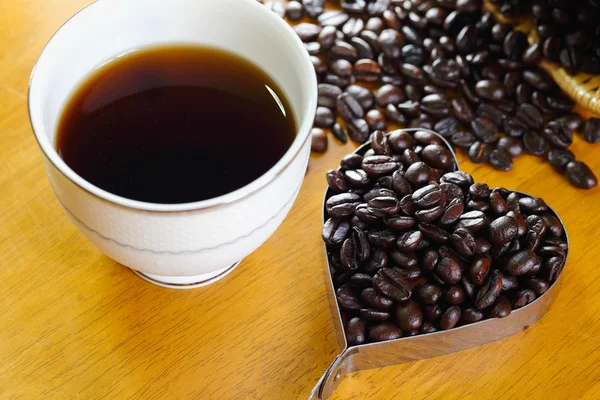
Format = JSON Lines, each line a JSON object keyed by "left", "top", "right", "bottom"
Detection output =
{"left": 1, "top": 1, "right": 600, "bottom": 399}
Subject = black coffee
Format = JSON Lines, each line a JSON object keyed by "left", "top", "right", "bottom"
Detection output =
{"left": 56, "top": 45, "right": 296, "bottom": 204}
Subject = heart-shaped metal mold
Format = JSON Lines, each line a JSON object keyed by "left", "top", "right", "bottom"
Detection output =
{"left": 310, "top": 129, "right": 569, "bottom": 399}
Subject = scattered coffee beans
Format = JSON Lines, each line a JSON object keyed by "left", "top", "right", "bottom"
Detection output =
{"left": 323, "top": 129, "right": 568, "bottom": 345}
{"left": 261, "top": 0, "right": 598, "bottom": 189}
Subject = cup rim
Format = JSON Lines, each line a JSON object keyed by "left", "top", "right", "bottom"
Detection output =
{"left": 28, "top": 0, "right": 318, "bottom": 213}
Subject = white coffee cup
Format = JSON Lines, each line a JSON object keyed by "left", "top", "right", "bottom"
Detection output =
{"left": 29, "top": 0, "right": 317, "bottom": 288}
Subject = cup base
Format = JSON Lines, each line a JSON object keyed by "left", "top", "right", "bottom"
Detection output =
{"left": 131, "top": 260, "right": 242, "bottom": 289}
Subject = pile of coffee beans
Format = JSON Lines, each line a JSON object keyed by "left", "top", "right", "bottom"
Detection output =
{"left": 257, "top": 0, "right": 598, "bottom": 189}
{"left": 489, "top": 0, "right": 600, "bottom": 75}
{"left": 322, "top": 129, "right": 568, "bottom": 344}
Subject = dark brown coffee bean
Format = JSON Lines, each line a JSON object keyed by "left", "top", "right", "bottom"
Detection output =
{"left": 354, "top": 59, "right": 382, "bottom": 82}
{"left": 455, "top": 210, "right": 486, "bottom": 232}
{"left": 404, "top": 162, "right": 431, "bottom": 187}
{"left": 396, "top": 299, "right": 423, "bottom": 331}
{"left": 337, "top": 92, "right": 364, "bottom": 121}
{"left": 505, "top": 250, "right": 541, "bottom": 277}
{"left": 362, "top": 156, "right": 398, "bottom": 177}
{"left": 421, "top": 94, "right": 451, "bottom": 117}
{"left": 583, "top": 118, "right": 600, "bottom": 144}
{"left": 286, "top": 1, "right": 304, "bottom": 21}
{"left": 344, "top": 168, "right": 370, "bottom": 188}
{"left": 347, "top": 118, "right": 370, "bottom": 143}
{"left": 476, "top": 271, "right": 502, "bottom": 309}
{"left": 436, "top": 257, "right": 462, "bottom": 284}
{"left": 374, "top": 267, "right": 412, "bottom": 301}
{"left": 311, "top": 128, "right": 328, "bottom": 153}
{"left": 503, "top": 117, "right": 527, "bottom": 138}
{"left": 326, "top": 170, "right": 348, "bottom": 194}
{"left": 471, "top": 118, "right": 499, "bottom": 144}
{"left": 346, "top": 85, "right": 375, "bottom": 109}
{"left": 330, "top": 41, "right": 358, "bottom": 61}
{"left": 317, "top": 26, "right": 337, "bottom": 50}
{"left": 361, "top": 287, "right": 393, "bottom": 310}
{"left": 475, "top": 80, "right": 506, "bottom": 101}
{"left": 445, "top": 286, "right": 466, "bottom": 305}
{"left": 440, "top": 305, "right": 461, "bottom": 330}
{"left": 329, "top": 123, "right": 347, "bottom": 144}
{"left": 375, "top": 84, "right": 405, "bottom": 107}
{"left": 369, "top": 323, "right": 403, "bottom": 341}
{"left": 340, "top": 153, "right": 362, "bottom": 170}
{"left": 519, "top": 196, "right": 548, "bottom": 214}
{"left": 378, "top": 29, "right": 403, "bottom": 59}
{"left": 468, "top": 141, "right": 490, "bottom": 163}
{"left": 522, "top": 69, "right": 553, "bottom": 91}
{"left": 330, "top": 59, "right": 354, "bottom": 78}
{"left": 367, "top": 229, "right": 396, "bottom": 249}
{"left": 294, "top": 23, "right": 321, "bottom": 42}
{"left": 322, "top": 218, "right": 350, "bottom": 246}
{"left": 460, "top": 308, "right": 483, "bottom": 325}
{"left": 497, "top": 137, "right": 523, "bottom": 158}
{"left": 450, "top": 228, "right": 477, "bottom": 257}
{"left": 318, "top": 84, "right": 343, "bottom": 108}
{"left": 488, "top": 296, "right": 512, "bottom": 318}
{"left": 337, "top": 284, "right": 361, "bottom": 310}
{"left": 314, "top": 106, "right": 335, "bottom": 128}
{"left": 397, "top": 230, "right": 423, "bottom": 252}
{"left": 503, "top": 30, "right": 528, "bottom": 60}
{"left": 326, "top": 193, "right": 360, "bottom": 218}
{"left": 541, "top": 214, "right": 563, "bottom": 238}
{"left": 523, "top": 131, "right": 547, "bottom": 156}
{"left": 566, "top": 161, "right": 598, "bottom": 189}
{"left": 368, "top": 196, "right": 401, "bottom": 217}
{"left": 346, "top": 317, "right": 367, "bottom": 345}
{"left": 543, "top": 120, "right": 572, "bottom": 149}
{"left": 489, "top": 215, "right": 519, "bottom": 245}
{"left": 513, "top": 289, "right": 536, "bottom": 309}
{"left": 489, "top": 149, "right": 513, "bottom": 172}
{"left": 522, "top": 42, "right": 542, "bottom": 64}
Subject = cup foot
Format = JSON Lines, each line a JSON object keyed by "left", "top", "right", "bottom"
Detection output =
{"left": 131, "top": 261, "right": 242, "bottom": 289}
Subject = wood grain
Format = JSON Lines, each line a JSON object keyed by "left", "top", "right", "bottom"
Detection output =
{"left": 1, "top": 1, "right": 600, "bottom": 399}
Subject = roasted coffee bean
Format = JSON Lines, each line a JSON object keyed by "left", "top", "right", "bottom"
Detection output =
{"left": 326, "top": 193, "right": 360, "bottom": 218}
{"left": 360, "top": 308, "right": 391, "bottom": 322}
{"left": 376, "top": 84, "right": 405, "bottom": 107}
{"left": 544, "top": 120, "right": 572, "bottom": 149}
{"left": 390, "top": 249, "right": 418, "bottom": 268}
{"left": 527, "top": 278, "right": 549, "bottom": 295}
{"left": 317, "top": 26, "right": 337, "bottom": 50}
{"left": 513, "top": 289, "right": 536, "bottom": 309}
{"left": 314, "top": 107, "right": 335, "bottom": 128}
{"left": 471, "top": 118, "right": 499, "bottom": 143}
{"left": 542, "top": 214, "right": 563, "bottom": 238}
{"left": 374, "top": 267, "right": 412, "bottom": 301}
{"left": 344, "top": 168, "right": 370, "bottom": 188}
{"left": 330, "top": 123, "right": 347, "bottom": 144}
{"left": 367, "top": 229, "right": 397, "bottom": 249}
{"left": 396, "top": 299, "right": 423, "bottom": 331}
{"left": 489, "top": 149, "right": 513, "bottom": 172}
{"left": 439, "top": 198, "right": 464, "bottom": 226}
{"left": 417, "top": 284, "right": 442, "bottom": 305}
{"left": 286, "top": 1, "right": 304, "bottom": 21}
{"left": 440, "top": 305, "right": 461, "bottom": 330}
{"left": 346, "top": 85, "right": 375, "bottom": 109}
{"left": 583, "top": 118, "right": 600, "bottom": 144}
{"left": 378, "top": 29, "right": 403, "bottom": 59}
{"left": 368, "top": 196, "right": 401, "bottom": 216}
{"left": 421, "top": 145, "right": 455, "bottom": 170}
{"left": 337, "top": 92, "right": 364, "bottom": 121}
{"left": 415, "top": 205, "right": 444, "bottom": 223}
{"left": 475, "top": 80, "right": 506, "bottom": 101}
{"left": 346, "top": 317, "right": 367, "bottom": 345}
{"left": 451, "top": 131, "right": 476, "bottom": 148}
{"left": 311, "top": 128, "right": 328, "bottom": 153}
{"left": 436, "top": 256, "right": 462, "bottom": 284}
{"left": 476, "top": 272, "right": 502, "bottom": 309}
{"left": 455, "top": 211, "right": 486, "bottom": 232}
{"left": 322, "top": 218, "right": 350, "bottom": 246}
{"left": 405, "top": 162, "right": 432, "bottom": 187}
{"left": 468, "top": 141, "right": 490, "bottom": 164}
{"left": 330, "top": 59, "right": 353, "bottom": 78}
{"left": 489, "top": 192, "right": 508, "bottom": 216}
{"left": 369, "top": 323, "right": 403, "bottom": 341}
{"left": 362, "top": 156, "right": 398, "bottom": 176}
{"left": 445, "top": 286, "right": 466, "bottom": 305}
{"left": 305, "top": 41, "right": 322, "bottom": 56}
{"left": 337, "top": 284, "right": 361, "bottom": 310}
{"left": 489, "top": 216, "right": 519, "bottom": 245}
{"left": 566, "top": 161, "right": 598, "bottom": 189}
{"left": 519, "top": 196, "right": 547, "bottom": 214}
{"left": 397, "top": 230, "right": 423, "bottom": 252}
{"left": 488, "top": 296, "right": 512, "bottom": 318}
{"left": 347, "top": 118, "right": 370, "bottom": 143}
{"left": 318, "top": 84, "right": 343, "bottom": 108}
{"left": 294, "top": 23, "right": 321, "bottom": 42}
{"left": 361, "top": 287, "right": 393, "bottom": 310}
{"left": 326, "top": 170, "right": 348, "bottom": 193}
{"left": 353, "top": 59, "right": 381, "bottom": 82}
{"left": 384, "top": 104, "right": 407, "bottom": 125}
{"left": 505, "top": 250, "right": 541, "bottom": 277}
{"left": 451, "top": 97, "right": 475, "bottom": 123}
{"left": 523, "top": 132, "right": 547, "bottom": 156}
{"left": 421, "top": 94, "right": 450, "bottom": 117}
{"left": 451, "top": 228, "right": 477, "bottom": 257}
{"left": 340, "top": 153, "right": 363, "bottom": 170}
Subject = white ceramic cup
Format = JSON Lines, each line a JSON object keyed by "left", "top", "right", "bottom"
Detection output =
{"left": 29, "top": 0, "right": 317, "bottom": 288}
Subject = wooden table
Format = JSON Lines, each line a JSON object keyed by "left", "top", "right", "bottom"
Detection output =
{"left": 2, "top": 1, "right": 600, "bottom": 399}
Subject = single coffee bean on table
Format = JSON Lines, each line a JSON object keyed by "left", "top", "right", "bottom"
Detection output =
{"left": 323, "top": 129, "right": 568, "bottom": 345}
